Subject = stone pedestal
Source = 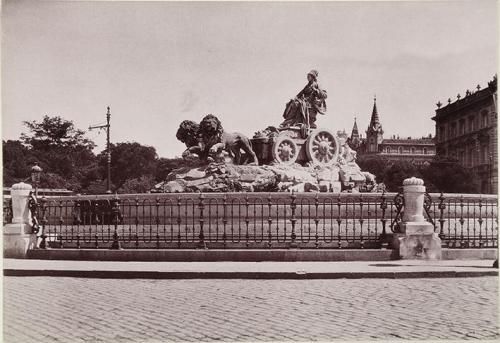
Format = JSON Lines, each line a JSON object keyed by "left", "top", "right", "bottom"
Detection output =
{"left": 398, "top": 177, "right": 442, "bottom": 260}
{"left": 3, "top": 182, "right": 38, "bottom": 258}
{"left": 399, "top": 222, "right": 442, "bottom": 260}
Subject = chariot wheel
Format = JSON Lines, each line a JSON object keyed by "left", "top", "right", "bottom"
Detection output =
{"left": 305, "top": 128, "right": 340, "bottom": 166}
{"left": 272, "top": 136, "right": 299, "bottom": 165}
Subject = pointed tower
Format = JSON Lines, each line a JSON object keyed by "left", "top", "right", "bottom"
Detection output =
{"left": 349, "top": 117, "right": 361, "bottom": 149}
{"left": 365, "top": 96, "right": 384, "bottom": 153}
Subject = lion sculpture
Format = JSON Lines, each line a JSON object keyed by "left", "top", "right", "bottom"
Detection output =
{"left": 176, "top": 114, "right": 258, "bottom": 165}
{"left": 176, "top": 120, "right": 206, "bottom": 160}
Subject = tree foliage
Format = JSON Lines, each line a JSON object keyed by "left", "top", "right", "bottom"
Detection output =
{"left": 357, "top": 155, "right": 479, "bottom": 193}
{"left": 118, "top": 176, "right": 156, "bottom": 194}
{"left": 421, "top": 159, "right": 479, "bottom": 193}
{"left": 21, "top": 115, "right": 95, "bottom": 150}
{"left": 97, "top": 142, "right": 158, "bottom": 189}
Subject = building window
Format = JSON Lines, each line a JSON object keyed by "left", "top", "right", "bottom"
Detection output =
{"left": 439, "top": 126, "right": 446, "bottom": 141}
{"left": 459, "top": 120, "right": 465, "bottom": 135}
{"left": 469, "top": 148, "right": 475, "bottom": 167}
{"left": 411, "top": 147, "right": 416, "bottom": 154}
{"left": 398, "top": 147, "right": 403, "bottom": 154}
{"left": 459, "top": 150, "right": 465, "bottom": 165}
{"left": 482, "top": 111, "right": 489, "bottom": 127}
{"left": 469, "top": 116, "right": 475, "bottom": 132}
{"left": 450, "top": 122, "right": 457, "bottom": 138}
{"left": 423, "top": 147, "right": 427, "bottom": 155}
{"left": 482, "top": 145, "right": 489, "bottom": 164}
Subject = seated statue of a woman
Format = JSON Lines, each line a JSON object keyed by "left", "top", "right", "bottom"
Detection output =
{"left": 280, "top": 70, "right": 327, "bottom": 129}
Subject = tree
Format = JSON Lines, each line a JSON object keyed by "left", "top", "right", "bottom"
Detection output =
{"left": 98, "top": 142, "right": 158, "bottom": 190}
{"left": 82, "top": 179, "right": 116, "bottom": 195}
{"left": 357, "top": 155, "right": 479, "bottom": 193}
{"left": 3, "top": 140, "right": 36, "bottom": 185}
{"left": 21, "top": 115, "right": 95, "bottom": 150}
{"left": 119, "top": 176, "right": 156, "bottom": 194}
{"left": 356, "top": 156, "right": 390, "bottom": 185}
{"left": 4, "top": 116, "right": 99, "bottom": 191}
{"left": 382, "top": 160, "right": 422, "bottom": 192}
{"left": 421, "top": 159, "right": 479, "bottom": 193}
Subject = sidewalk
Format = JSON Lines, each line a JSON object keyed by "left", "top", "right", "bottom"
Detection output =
{"left": 3, "top": 258, "right": 498, "bottom": 279}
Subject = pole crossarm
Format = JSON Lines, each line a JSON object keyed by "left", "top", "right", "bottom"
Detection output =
{"left": 88, "top": 106, "right": 112, "bottom": 193}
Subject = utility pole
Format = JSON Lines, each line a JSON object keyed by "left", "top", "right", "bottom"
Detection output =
{"left": 89, "top": 106, "right": 112, "bottom": 194}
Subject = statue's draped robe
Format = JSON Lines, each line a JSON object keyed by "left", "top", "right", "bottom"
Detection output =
{"left": 281, "top": 81, "right": 327, "bottom": 128}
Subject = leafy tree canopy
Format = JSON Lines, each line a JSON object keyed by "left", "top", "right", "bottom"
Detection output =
{"left": 21, "top": 115, "right": 95, "bottom": 151}
{"left": 357, "top": 156, "right": 479, "bottom": 193}
{"left": 98, "top": 142, "right": 158, "bottom": 190}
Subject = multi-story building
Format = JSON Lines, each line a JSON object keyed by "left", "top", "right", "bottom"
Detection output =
{"left": 432, "top": 76, "right": 497, "bottom": 193}
{"left": 348, "top": 97, "right": 436, "bottom": 165}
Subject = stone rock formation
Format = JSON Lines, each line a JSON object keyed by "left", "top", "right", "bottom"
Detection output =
{"left": 153, "top": 160, "right": 376, "bottom": 193}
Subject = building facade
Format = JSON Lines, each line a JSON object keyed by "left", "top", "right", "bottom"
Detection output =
{"left": 348, "top": 98, "right": 436, "bottom": 165}
{"left": 432, "top": 76, "right": 497, "bottom": 194}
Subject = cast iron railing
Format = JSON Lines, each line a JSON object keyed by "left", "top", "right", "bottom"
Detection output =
{"left": 7, "top": 191, "right": 495, "bottom": 249}
{"left": 426, "top": 193, "right": 498, "bottom": 248}
{"left": 3, "top": 197, "right": 13, "bottom": 225}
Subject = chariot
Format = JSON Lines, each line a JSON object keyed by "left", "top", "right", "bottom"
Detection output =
{"left": 251, "top": 125, "right": 341, "bottom": 166}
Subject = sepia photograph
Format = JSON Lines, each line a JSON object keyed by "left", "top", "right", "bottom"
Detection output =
{"left": 2, "top": 0, "right": 498, "bottom": 341}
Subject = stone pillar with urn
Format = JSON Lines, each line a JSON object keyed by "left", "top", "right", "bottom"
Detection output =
{"left": 399, "top": 177, "right": 442, "bottom": 259}
{"left": 3, "top": 182, "right": 38, "bottom": 258}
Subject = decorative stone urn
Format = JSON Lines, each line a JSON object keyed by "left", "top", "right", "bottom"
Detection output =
{"left": 399, "top": 177, "right": 442, "bottom": 260}
{"left": 4, "top": 182, "right": 38, "bottom": 258}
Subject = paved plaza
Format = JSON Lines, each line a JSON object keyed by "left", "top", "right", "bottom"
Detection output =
{"left": 3, "top": 276, "right": 498, "bottom": 342}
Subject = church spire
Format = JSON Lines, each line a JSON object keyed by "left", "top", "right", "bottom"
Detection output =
{"left": 365, "top": 95, "right": 384, "bottom": 154}
{"left": 369, "top": 95, "right": 381, "bottom": 129}
{"left": 351, "top": 117, "right": 359, "bottom": 138}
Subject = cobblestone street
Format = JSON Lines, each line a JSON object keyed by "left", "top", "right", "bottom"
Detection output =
{"left": 3, "top": 276, "right": 498, "bottom": 342}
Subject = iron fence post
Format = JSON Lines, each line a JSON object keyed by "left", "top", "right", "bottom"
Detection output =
{"left": 478, "top": 197, "right": 484, "bottom": 246}
{"left": 72, "top": 199, "right": 83, "bottom": 249}
{"left": 245, "top": 194, "right": 250, "bottom": 247}
{"left": 289, "top": 191, "right": 297, "bottom": 248}
{"left": 380, "top": 192, "right": 387, "bottom": 237}
{"left": 379, "top": 191, "right": 388, "bottom": 249}
{"left": 359, "top": 194, "right": 364, "bottom": 248}
{"left": 38, "top": 196, "right": 48, "bottom": 249}
{"left": 28, "top": 192, "right": 40, "bottom": 235}
{"left": 3, "top": 197, "right": 13, "bottom": 225}
{"left": 222, "top": 195, "right": 228, "bottom": 248}
{"left": 423, "top": 192, "right": 436, "bottom": 228}
{"left": 198, "top": 193, "right": 206, "bottom": 249}
{"left": 176, "top": 197, "right": 182, "bottom": 248}
{"left": 314, "top": 193, "right": 320, "bottom": 248}
{"left": 391, "top": 192, "right": 405, "bottom": 233}
{"left": 267, "top": 194, "right": 273, "bottom": 248}
{"left": 438, "top": 192, "right": 446, "bottom": 241}
{"left": 110, "top": 195, "right": 122, "bottom": 250}
{"left": 155, "top": 197, "right": 160, "bottom": 249}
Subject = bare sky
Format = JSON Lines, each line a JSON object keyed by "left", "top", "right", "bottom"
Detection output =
{"left": 2, "top": 0, "right": 498, "bottom": 158}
